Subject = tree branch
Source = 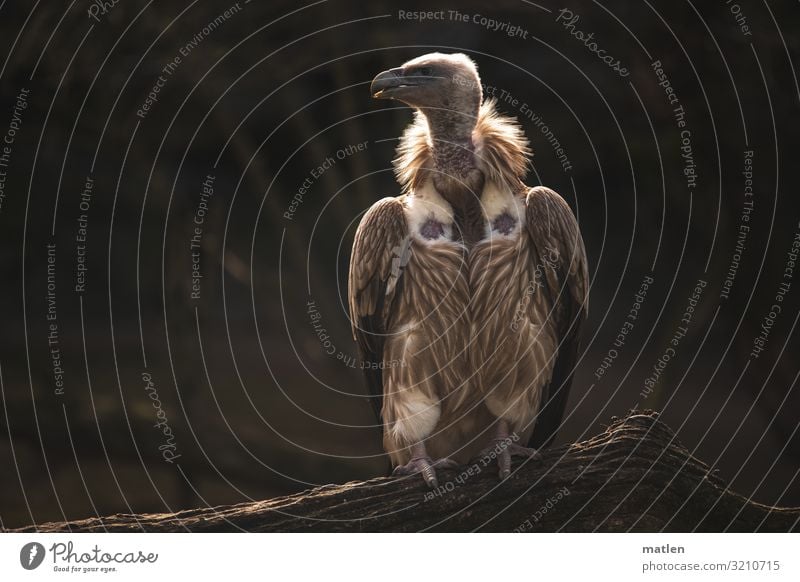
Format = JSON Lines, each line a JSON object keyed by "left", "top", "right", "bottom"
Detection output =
{"left": 12, "top": 411, "right": 799, "bottom": 532}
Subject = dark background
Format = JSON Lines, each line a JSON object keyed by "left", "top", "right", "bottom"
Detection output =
{"left": 0, "top": 0, "right": 798, "bottom": 529}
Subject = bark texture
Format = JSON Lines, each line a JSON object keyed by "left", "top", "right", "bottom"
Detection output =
{"left": 12, "top": 411, "right": 800, "bottom": 532}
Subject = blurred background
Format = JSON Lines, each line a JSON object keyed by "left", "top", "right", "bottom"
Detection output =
{"left": 0, "top": 0, "right": 798, "bottom": 529}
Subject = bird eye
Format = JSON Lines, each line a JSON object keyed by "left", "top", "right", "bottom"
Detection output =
{"left": 419, "top": 67, "right": 432, "bottom": 76}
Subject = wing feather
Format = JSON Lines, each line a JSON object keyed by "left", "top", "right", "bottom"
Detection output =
{"left": 524, "top": 186, "right": 589, "bottom": 448}
{"left": 348, "top": 197, "right": 409, "bottom": 423}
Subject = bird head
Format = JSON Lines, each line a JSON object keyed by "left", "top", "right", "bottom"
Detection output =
{"left": 371, "top": 53, "right": 482, "bottom": 122}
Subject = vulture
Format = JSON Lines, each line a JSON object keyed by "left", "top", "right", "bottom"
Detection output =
{"left": 348, "top": 53, "right": 588, "bottom": 487}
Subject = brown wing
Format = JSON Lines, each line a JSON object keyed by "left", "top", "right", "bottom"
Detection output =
{"left": 524, "top": 186, "right": 589, "bottom": 449}
{"left": 348, "top": 197, "right": 409, "bottom": 423}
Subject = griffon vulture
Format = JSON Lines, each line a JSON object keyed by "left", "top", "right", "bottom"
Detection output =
{"left": 349, "top": 53, "right": 588, "bottom": 487}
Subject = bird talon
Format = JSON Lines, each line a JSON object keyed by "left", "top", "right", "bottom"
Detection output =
{"left": 422, "top": 466, "right": 437, "bottom": 488}
{"left": 472, "top": 440, "right": 541, "bottom": 480}
{"left": 392, "top": 456, "right": 438, "bottom": 488}
{"left": 498, "top": 449, "right": 511, "bottom": 480}
{"left": 392, "top": 455, "right": 460, "bottom": 488}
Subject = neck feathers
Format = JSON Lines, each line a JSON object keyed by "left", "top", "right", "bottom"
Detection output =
{"left": 393, "top": 99, "right": 531, "bottom": 194}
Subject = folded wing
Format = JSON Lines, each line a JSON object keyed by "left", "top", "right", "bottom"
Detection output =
{"left": 347, "top": 197, "right": 409, "bottom": 423}
{"left": 524, "top": 186, "right": 589, "bottom": 449}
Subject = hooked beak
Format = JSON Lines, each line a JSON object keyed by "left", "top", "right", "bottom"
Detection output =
{"left": 371, "top": 67, "right": 420, "bottom": 99}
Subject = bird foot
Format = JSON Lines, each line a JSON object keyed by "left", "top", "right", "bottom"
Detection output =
{"left": 392, "top": 456, "right": 459, "bottom": 488}
{"left": 473, "top": 440, "right": 540, "bottom": 480}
